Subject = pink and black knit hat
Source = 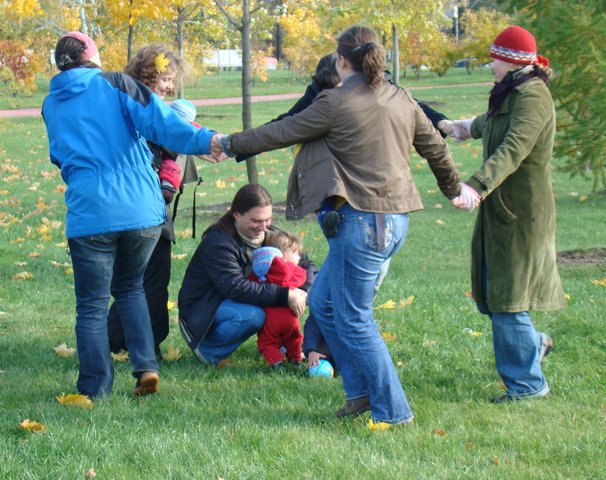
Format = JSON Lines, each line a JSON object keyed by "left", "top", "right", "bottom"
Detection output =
{"left": 490, "top": 26, "right": 549, "bottom": 66}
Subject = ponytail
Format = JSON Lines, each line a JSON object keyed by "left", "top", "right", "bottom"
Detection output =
{"left": 337, "top": 26, "right": 385, "bottom": 89}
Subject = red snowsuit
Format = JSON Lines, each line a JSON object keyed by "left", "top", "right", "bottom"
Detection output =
{"left": 249, "top": 256, "right": 307, "bottom": 365}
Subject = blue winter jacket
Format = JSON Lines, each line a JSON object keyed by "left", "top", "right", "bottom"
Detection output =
{"left": 42, "top": 67, "right": 214, "bottom": 238}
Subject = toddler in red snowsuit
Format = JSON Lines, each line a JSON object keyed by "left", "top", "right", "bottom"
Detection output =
{"left": 249, "top": 231, "right": 307, "bottom": 368}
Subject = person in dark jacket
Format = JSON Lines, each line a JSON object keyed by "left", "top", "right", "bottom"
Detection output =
{"left": 178, "top": 184, "right": 308, "bottom": 366}
{"left": 42, "top": 32, "right": 221, "bottom": 398}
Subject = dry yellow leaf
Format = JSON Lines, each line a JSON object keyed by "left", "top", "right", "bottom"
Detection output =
{"left": 171, "top": 253, "right": 188, "bottom": 260}
{"left": 55, "top": 184, "right": 67, "bottom": 193}
{"left": 56, "top": 393, "right": 93, "bottom": 409}
{"left": 50, "top": 260, "right": 70, "bottom": 268}
{"left": 432, "top": 429, "right": 446, "bottom": 436}
{"left": 381, "top": 332, "right": 396, "bottom": 342}
{"left": 162, "top": 345, "right": 182, "bottom": 362}
{"left": 14, "top": 261, "right": 27, "bottom": 267}
{"left": 10, "top": 237, "right": 24, "bottom": 245}
{"left": 591, "top": 278, "right": 606, "bottom": 287}
{"left": 376, "top": 299, "right": 396, "bottom": 310}
{"left": 464, "top": 290, "right": 473, "bottom": 297}
{"left": 579, "top": 195, "right": 588, "bottom": 203}
{"left": 435, "top": 219, "right": 445, "bottom": 225}
{"left": 167, "top": 300, "right": 175, "bottom": 311}
{"left": 215, "top": 179, "right": 228, "bottom": 189}
{"left": 400, "top": 295, "right": 415, "bottom": 307}
{"left": 20, "top": 418, "right": 46, "bottom": 432}
{"left": 12, "top": 271, "right": 33, "bottom": 280}
{"left": 368, "top": 419, "right": 392, "bottom": 431}
{"left": 564, "top": 293, "right": 571, "bottom": 301}
{"left": 111, "top": 349, "right": 129, "bottom": 362}
{"left": 28, "top": 251, "right": 40, "bottom": 258}
{"left": 54, "top": 343, "right": 76, "bottom": 357}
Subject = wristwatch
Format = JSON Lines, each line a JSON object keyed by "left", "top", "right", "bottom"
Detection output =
{"left": 219, "top": 135, "right": 236, "bottom": 158}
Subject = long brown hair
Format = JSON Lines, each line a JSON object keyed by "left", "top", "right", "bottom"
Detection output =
{"left": 209, "top": 184, "right": 273, "bottom": 238}
{"left": 337, "top": 26, "right": 386, "bottom": 89}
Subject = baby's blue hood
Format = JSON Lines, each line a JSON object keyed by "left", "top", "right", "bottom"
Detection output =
{"left": 48, "top": 67, "right": 102, "bottom": 101}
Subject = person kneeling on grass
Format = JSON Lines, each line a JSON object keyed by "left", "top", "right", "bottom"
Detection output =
{"left": 177, "top": 184, "right": 311, "bottom": 367}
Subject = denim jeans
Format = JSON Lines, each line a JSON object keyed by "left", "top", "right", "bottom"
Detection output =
{"left": 478, "top": 258, "right": 549, "bottom": 397}
{"left": 194, "top": 299, "right": 265, "bottom": 365}
{"left": 478, "top": 305, "right": 549, "bottom": 397}
{"left": 68, "top": 226, "right": 161, "bottom": 397}
{"left": 309, "top": 204, "right": 413, "bottom": 424}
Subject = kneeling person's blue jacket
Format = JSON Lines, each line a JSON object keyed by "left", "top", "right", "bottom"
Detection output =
{"left": 42, "top": 67, "right": 215, "bottom": 238}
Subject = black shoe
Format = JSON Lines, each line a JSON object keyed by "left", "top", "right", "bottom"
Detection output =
{"left": 322, "top": 211, "right": 340, "bottom": 238}
{"left": 335, "top": 396, "right": 371, "bottom": 418}
{"left": 272, "top": 361, "right": 286, "bottom": 373}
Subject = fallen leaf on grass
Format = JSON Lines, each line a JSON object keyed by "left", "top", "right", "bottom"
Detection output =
{"left": 464, "top": 290, "right": 472, "bottom": 297}
{"left": 432, "top": 429, "right": 446, "bottom": 436}
{"left": 10, "top": 237, "right": 24, "bottom": 245}
{"left": 381, "top": 332, "right": 396, "bottom": 342}
{"left": 50, "top": 260, "right": 70, "bottom": 268}
{"left": 368, "top": 419, "right": 392, "bottom": 431}
{"left": 376, "top": 299, "right": 396, "bottom": 310}
{"left": 400, "top": 295, "right": 415, "bottom": 307}
{"left": 14, "top": 261, "right": 27, "bottom": 267}
{"left": 54, "top": 343, "right": 76, "bottom": 357}
{"left": 111, "top": 350, "right": 129, "bottom": 362}
{"left": 579, "top": 195, "right": 588, "bottom": 203}
{"left": 462, "top": 328, "right": 482, "bottom": 337}
{"left": 564, "top": 293, "right": 571, "bottom": 301}
{"left": 422, "top": 339, "right": 438, "bottom": 348}
{"left": 162, "top": 345, "right": 182, "bottom": 362}
{"left": 435, "top": 219, "right": 445, "bottom": 225}
{"left": 54, "top": 185, "right": 67, "bottom": 193}
{"left": 85, "top": 468, "right": 96, "bottom": 478}
{"left": 56, "top": 393, "right": 93, "bottom": 409}
{"left": 167, "top": 300, "right": 175, "bottom": 311}
{"left": 20, "top": 419, "right": 46, "bottom": 432}
{"left": 12, "top": 271, "right": 33, "bottom": 280}
{"left": 591, "top": 278, "right": 606, "bottom": 287}
{"left": 171, "top": 253, "right": 188, "bottom": 260}
{"left": 215, "top": 179, "right": 228, "bottom": 189}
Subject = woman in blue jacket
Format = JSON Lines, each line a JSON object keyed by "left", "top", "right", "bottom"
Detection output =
{"left": 42, "top": 32, "right": 220, "bottom": 398}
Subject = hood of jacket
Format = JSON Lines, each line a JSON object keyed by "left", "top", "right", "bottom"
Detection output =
{"left": 48, "top": 67, "right": 101, "bottom": 101}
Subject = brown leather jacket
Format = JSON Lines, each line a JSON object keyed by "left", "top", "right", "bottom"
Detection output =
{"left": 230, "top": 73, "right": 460, "bottom": 219}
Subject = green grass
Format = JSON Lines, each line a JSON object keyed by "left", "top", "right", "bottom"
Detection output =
{"left": 1, "top": 83, "right": 605, "bottom": 479}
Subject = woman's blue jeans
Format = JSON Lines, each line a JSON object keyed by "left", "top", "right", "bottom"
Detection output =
{"left": 194, "top": 299, "right": 265, "bottom": 365}
{"left": 478, "top": 259, "right": 549, "bottom": 397}
{"left": 68, "top": 226, "right": 161, "bottom": 397}
{"left": 309, "top": 204, "right": 413, "bottom": 424}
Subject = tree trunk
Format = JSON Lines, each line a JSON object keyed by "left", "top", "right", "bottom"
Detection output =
{"left": 241, "top": 0, "right": 258, "bottom": 184}
{"left": 392, "top": 23, "right": 399, "bottom": 86}
{"left": 127, "top": 24, "right": 134, "bottom": 62}
{"left": 176, "top": 8, "right": 185, "bottom": 98}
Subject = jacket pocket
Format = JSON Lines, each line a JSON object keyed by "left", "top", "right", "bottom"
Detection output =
{"left": 493, "top": 190, "right": 516, "bottom": 224}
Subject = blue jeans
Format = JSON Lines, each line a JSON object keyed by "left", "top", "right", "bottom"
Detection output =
{"left": 309, "top": 204, "right": 413, "bottom": 424}
{"left": 68, "top": 226, "right": 161, "bottom": 397}
{"left": 194, "top": 299, "right": 265, "bottom": 365}
{"left": 478, "top": 258, "right": 549, "bottom": 397}
{"left": 478, "top": 305, "right": 549, "bottom": 397}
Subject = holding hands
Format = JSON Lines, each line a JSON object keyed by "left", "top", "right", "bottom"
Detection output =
{"left": 439, "top": 118, "right": 474, "bottom": 142}
{"left": 209, "top": 133, "right": 230, "bottom": 163}
{"left": 452, "top": 183, "right": 480, "bottom": 213}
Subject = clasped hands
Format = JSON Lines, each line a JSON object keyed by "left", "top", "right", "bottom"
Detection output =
{"left": 202, "top": 133, "right": 231, "bottom": 164}
{"left": 438, "top": 119, "right": 474, "bottom": 142}
{"left": 451, "top": 183, "right": 480, "bottom": 213}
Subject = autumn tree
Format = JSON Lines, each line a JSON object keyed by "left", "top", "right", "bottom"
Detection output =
{"left": 214, "top": 0, "right": 282, "bottom": 184}
{"left": 498, "top": 0, "right": 605, "bottom": 193}
{"left": 279, "top": 1, "right": 333, "bottom": 81}
{"left": 458, "top": 7, "right": 509, "bottom": 73}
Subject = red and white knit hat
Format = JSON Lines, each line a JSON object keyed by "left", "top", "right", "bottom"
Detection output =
{"left": 490, "top": 26, "right": 539, "bottom": 65}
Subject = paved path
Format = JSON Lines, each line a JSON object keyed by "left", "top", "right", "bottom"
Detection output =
{"left": 0, "top": 83, "right": 491, "bottom": 119}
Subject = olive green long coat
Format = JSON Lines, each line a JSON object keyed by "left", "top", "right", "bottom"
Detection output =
{"left": 466, "top": 76, "right": 566, "bottom": 313}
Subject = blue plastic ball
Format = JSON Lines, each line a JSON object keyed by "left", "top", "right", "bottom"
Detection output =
{"left": 308, "top": 359, "right": 334, "bottom": 379}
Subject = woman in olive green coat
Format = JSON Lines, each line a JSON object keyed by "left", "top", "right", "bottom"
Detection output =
{"left": 458, "top": 26, "right": 566, "bottom": 403}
